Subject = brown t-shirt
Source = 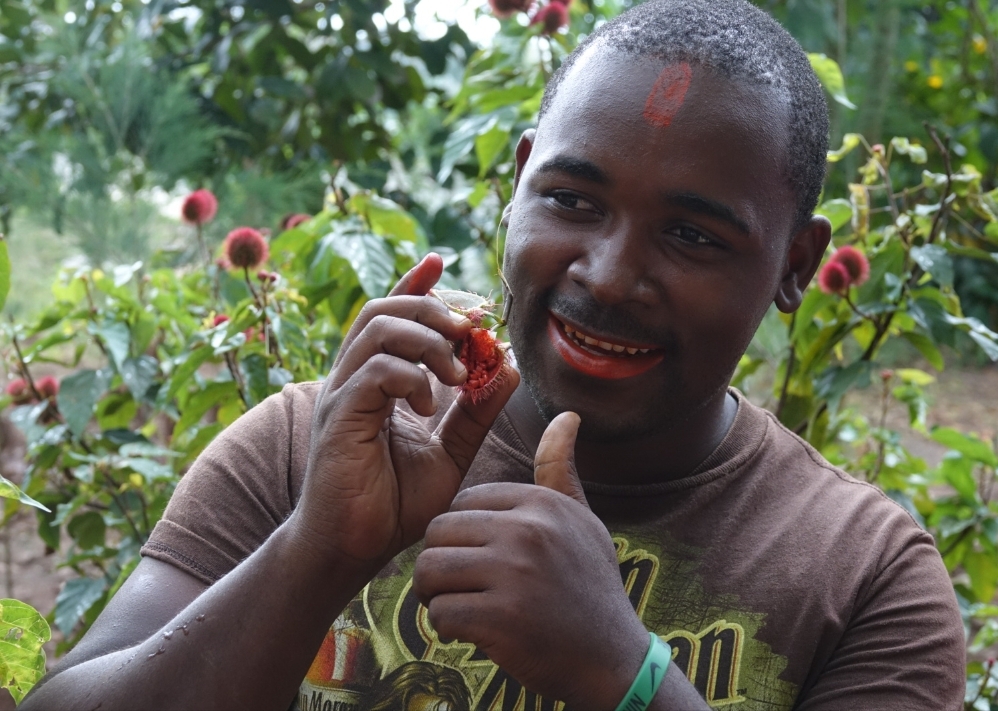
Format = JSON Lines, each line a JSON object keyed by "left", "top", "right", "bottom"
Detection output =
{"left": 142, "top": 382, "right": 964, "bottom": 710}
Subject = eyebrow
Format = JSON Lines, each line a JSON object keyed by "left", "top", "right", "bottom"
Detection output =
{"left": 534, "top": 154, "right": 610, "bottom": 184}
{"left": 663, "top": 193, "right": 752, "bottom": 235}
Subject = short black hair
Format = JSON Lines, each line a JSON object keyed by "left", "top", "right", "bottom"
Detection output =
{"left": 538, "top": 0, "right": 829, "bottom": 231}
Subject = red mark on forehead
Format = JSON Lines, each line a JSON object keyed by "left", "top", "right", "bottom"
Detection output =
{"left": 643, "top": 62, "right": 693, "bottom": 129}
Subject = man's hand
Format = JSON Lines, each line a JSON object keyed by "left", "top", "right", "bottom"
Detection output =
{"left": 412, "top": 412, "right": 650, "bottom": 709}
{"left": 290, "top": 253, "right": 519, "bottom": 574}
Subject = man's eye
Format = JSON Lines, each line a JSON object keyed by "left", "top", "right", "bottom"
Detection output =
{"left": 551, "top": 192, "right": 598, "bottom": 212}
{"left": 671, "top": 225, "right": 713, "bottom": 246}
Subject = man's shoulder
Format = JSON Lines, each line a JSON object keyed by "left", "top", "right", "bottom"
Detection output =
{"left": 740, "top": 397, "right": 929, "bottom": 550}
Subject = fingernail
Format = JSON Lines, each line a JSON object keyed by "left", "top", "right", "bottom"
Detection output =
{"left": 453, "top": 355, "right": 467, "bottom": 378}
{"left": 449, "top": 311, "right": 470, "bottom": 324}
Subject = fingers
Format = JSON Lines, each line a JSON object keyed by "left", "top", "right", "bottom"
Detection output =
{"left": 389, "top": 252, "right": 444, "bottom": 297}
{"left": 424, "top": 510, "right": 499, "bottom": 548}
{"left": 336, "top": 355, "right": 436, "bottom": 420}
{"left": 448, "top": 482, "right": 535, "bottom": 512}
{"left": 334, "top": 296, "right": 471, "bottom": 371}
{"left": 331, "top": 314, "right": 468, "bottom": 390}
{"left": 413, "top": 547, "right": 495, "bottom": 606}
{"left": 424, "top": 592, "right": 487, "bottom": 649}
{"left": 533, "top": 412, "right": 588, "bottom": 508}
{"left": 434, "top": 365, "right": 520, "bottom": 476}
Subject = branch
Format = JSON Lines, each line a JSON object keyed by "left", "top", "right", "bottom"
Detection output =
{"left": 924, "top": 122, "right": 954, "bottom": 244}
{"left": 775, "top": 315, "right": 796, "bottom": 420}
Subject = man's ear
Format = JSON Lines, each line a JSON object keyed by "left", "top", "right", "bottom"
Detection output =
{"left": 511, "top": 129, "right": 536, "bottom": 198}
{"left": 774, "top": 215, "right": 832, "bottom": 313}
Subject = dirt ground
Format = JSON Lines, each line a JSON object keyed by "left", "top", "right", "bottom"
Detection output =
{"left": 1, "top": 363, "right": 996, "bottom": 706}
{"left": 844, "top": 363, "right": 998, "bottom": 466}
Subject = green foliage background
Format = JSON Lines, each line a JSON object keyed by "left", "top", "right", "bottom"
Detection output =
{"left": 2, "top": 0, "right": 998, "bottom": 707}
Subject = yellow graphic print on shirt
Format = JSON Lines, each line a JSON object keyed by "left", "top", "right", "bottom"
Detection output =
{"left": 296, "top": 532, "right": 798, "bottom": 711}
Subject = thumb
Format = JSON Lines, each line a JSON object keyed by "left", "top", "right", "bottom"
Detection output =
{"left": 389, "top": 252, "right": 443, "bottom": 297}
{"left": 534, "top": 412, "right": 588, "bottom": 508}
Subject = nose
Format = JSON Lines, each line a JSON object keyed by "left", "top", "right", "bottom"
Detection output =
{"left": 566, "top": 221, "right": 659, "bottom": 306}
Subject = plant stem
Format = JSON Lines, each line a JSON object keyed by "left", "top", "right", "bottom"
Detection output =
{"left": 225, "top": 352, "right": 250, "bottom": 408}
{"left": 775, "top": 315, "right": 796, "bottom": 420}
{"left": 243, "top": 268, "right": 262, "bottom": 308}
{"left": 197, "top": 223, "right": 208, "bottom": 267}
{"left": 925, "top": 123, "right": 954, "bottom": 244}
{"left": 99, "top": 466, "right": 147, "bottom": 544}
{"left": 11, "top": 332, "right": 65, "bottom": 425}
{"left": 970, "top": 656, "right": 995, "bottom": 708}
{"left": 869, "top": 375, "right": 891, "bottom": 483}
{"left": 940, "top": 525, "right": 974, "bottom": 559}
{"left": 844, "top": 292, "right": 877, "bottom": 323}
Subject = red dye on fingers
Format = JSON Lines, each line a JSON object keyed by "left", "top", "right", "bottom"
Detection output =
{"left": 643, "top": 62, "right": 692, "bottom": 129}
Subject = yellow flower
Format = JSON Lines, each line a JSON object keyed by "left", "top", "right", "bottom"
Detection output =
{"left": 974, "top": 35, "right": 988, "bottom": 54}
{"left": 905, "top": 60, "right": 919, "bottom": 72}
{"left": 927, "top": 75, "right": 944, "bottom": 89}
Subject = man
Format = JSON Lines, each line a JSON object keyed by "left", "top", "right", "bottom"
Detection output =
{"left": 22, "top": 1, "right": 964, "bottom": 709}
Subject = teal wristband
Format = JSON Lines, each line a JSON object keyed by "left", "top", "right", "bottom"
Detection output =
{"left": 614, "top": 632, "right": 672, "bottom": 711}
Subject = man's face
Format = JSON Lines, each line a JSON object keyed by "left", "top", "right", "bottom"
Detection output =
{"left": 504, "top": 49, "right": 799, "bottom": 441}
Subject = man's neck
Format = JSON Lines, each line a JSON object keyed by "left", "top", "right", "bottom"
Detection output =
{"left": 504, "top": 385, "right": 738, "bottom": 487}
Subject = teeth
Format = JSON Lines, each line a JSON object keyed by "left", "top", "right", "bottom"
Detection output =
{"left": 560, "top": 320, "right": 652, "bottom": 356}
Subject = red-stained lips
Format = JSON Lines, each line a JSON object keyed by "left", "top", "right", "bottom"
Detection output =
{"left": 547, "top": 315, "right": 664, "bottom": 380}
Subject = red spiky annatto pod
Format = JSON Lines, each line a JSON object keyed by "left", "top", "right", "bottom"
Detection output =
{"left": 431, "top": 289, "right": 511, "bottom": 403}
{"left": 456, "top": 327, "right": 510, "bottom": 404}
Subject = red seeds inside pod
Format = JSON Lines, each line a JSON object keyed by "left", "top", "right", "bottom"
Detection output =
{"left": 457, "top": 328, "right": 508, "bottom": 403}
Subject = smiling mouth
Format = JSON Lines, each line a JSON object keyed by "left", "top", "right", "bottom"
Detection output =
{"left": 558, "top": 320, "right": 656, "bottom": 356}
{"left": 547, "top": 314, "right": 665, "bottom": 379}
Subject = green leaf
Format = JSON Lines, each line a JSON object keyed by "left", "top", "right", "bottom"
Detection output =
{"left": 174, "top": 382, "right": 238, "bottom": 438}
{"left": 938, "top": 453, "right": 978, "bottom": 502}
{"left": 475, "top": 124, "right": 509, "bottom": 177}
{"left": 965, "top": 549, "right": 998, "bottom": 603}
{"left": 968, "top": 331, "right": 998, "bottom": 362}
{"left": 165, "top": 347, "right": 213, "bottom": 402}
{"left": 910, "top": 244, "right": 954, "bottom": 288}
{"left": 96, "top": 392, "right": 138, "bottom": 431}
{"left": 67, "top": 511, "right": 106, "bottom": 549}
{"left": 55, "top": 577, "right": 106, "bottom": 636}
{"left": 125, "top": 458, "right": 174, "bottom": 482}
{"left": 349, "top": 194, "right": 423, "bottom": 246}
{"left": 0, "top": 238, "right": 10, "bottom": 313}
{"left": 0, "top": 474, "right": 49, "bottom": 512}
{"left": 816, "top": 199, "right": 852, "bottom": 233}
{"left": 900, "top": 331, "right": 945, "bottom": 371}
{"left": 93, "top": 321, "right": 131, "bottom": 371}
{"left": 0, "top": 598, "right": 50, "bottom": 704}
{"left": 815, "top": 361, "right": 872, "bottom": 408}
{"left": 809, "top": 54, "right": 856, "bottom": 109}
{"left": 890, "top": 137, "right": 928, "bottom": 165}
{"left": 328, "top": 231, "right": 396, "bottom": 298}
{"left": 438, "top": 113, "right": 496, "bottom": 183}
{"left": 468, "top": 181, "right": 491, "bottom": 208}
{"left": 942, "top": 315, "right": 998, "bottom": 361}
{"left": 827, "top": 133, "right": 861, "bottom": 162}
{"left": 120, "top": 356, "right": 159, "bottom": 401}
{"left": 932, "top": 428, "right": 998, "bottom": 467}
{"left": 895, "top": 368, "right": 936, "bottom": 386}
{"left": 242, "top": 353, "right": 271, "bottom": 406}
{"left": 57, "top": 369, "right": 113, "bottom": 438}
